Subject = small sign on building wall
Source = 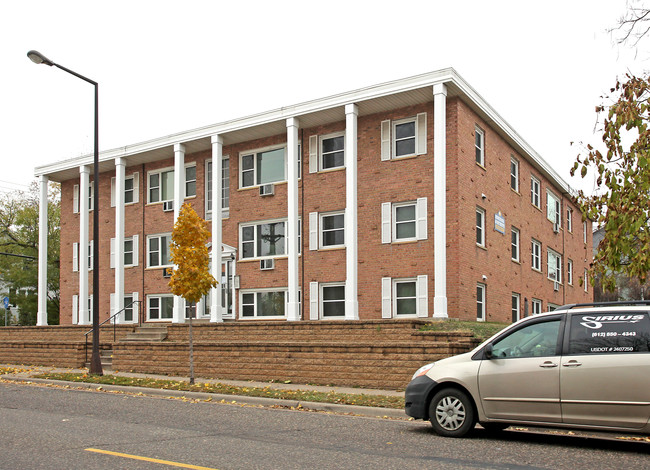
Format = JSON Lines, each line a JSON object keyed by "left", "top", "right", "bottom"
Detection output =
{"left": 494, "top": 211, "right": 505, "bottom": 234}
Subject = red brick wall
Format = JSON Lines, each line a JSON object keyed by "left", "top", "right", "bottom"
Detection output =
{"left": 58, "top": 98, "right": 592, "bottom": 325}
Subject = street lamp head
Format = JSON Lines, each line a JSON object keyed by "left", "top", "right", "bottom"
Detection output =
{"left": 27, "top": 50, "right": 54, "bottom": 66}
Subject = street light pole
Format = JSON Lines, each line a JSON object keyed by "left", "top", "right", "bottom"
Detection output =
{"left": 28, "top": 50, "right": 103, "bottom": 375}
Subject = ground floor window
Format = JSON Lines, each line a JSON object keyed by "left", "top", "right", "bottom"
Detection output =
{"left": 321, "top": 284, "right": 345, "bottom": 318}
{"left": 394, "top": 280, "right": 417, "bottom": 316}
{"left": 511, "top": 293, "right": 520, "bottom": 322}
{"left": 477, "top": 283, "right": 486, "bottom": 321}
{"left": 532, "top": 298, "right": 543, "bottom": 315}
{"left": 241, "top": 290, "right": 286, "bottom": 318}
{"left": 148, "top": 295, "right": 174, "bottom": 320}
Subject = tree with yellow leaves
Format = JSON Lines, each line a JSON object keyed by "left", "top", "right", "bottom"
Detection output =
{"left": 169, "top": 203, "right": 217, "bottom": 384}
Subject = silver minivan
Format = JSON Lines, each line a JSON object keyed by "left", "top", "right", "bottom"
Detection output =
{"left": 405, "top": 302, "right": 650, "bottom": 437}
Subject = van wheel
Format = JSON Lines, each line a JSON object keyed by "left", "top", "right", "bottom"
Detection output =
{"left": 428, "top": 388, "right": 475, "bottom": 437}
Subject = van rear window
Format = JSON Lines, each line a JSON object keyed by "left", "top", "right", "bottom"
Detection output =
{"left": 568, "top": 312, "right": 650, "bottom": 354}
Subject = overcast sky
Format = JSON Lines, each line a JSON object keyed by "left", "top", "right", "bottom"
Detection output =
{"left": 1, "top": 0, "right": 645, "bottom": 195}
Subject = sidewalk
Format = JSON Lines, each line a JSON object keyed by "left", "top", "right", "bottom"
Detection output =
{"left": 0, "top": 364, "right": 407, "bottom": 420}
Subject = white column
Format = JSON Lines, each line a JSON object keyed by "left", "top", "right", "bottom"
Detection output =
{"left": 210, "top": 135, "right": 223, "bottom": 323}
{"left": 114, "top": 157, "right": 126, "bottom": 323}
{"left": 345, "top": 104, "right": 359, "bottom": 320}
{"left": 36, "top": 175, "right": 49, "bottom": 326}
{"left": 286, "top": 117, "right": 300, "bottom": 321}
{"left": 172, "top": 143, "right": 186, "bottom": 323}
{"left": 79, "top": 165, "right": 90, "bottom": 325}
{"left": 433, "top": 84, "right": 448, "bottom": 318}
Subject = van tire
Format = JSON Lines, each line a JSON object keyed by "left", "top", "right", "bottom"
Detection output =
{"left": 428, "top": 388, "right": 476, "bottom": 437}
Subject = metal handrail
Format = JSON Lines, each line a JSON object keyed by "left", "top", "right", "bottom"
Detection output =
{"left": 84, "top": 300, "right": 143, "bottom": 364}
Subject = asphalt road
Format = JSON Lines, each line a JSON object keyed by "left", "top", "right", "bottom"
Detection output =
{"left": 0, "top": 381, "right": 647, "bottom": 470}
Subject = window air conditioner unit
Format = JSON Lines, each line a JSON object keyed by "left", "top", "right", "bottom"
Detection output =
{"left": 162, "top": 267, "right": 173, "bottom": 278}
{"left": 553, "top": 281, "right": 560, "bottom": 291}
{"left": 259, "top": 184, "right": 274, "bottom": 197}
{"left": 553, "top": 222, "right": 559, "bottom": 233}
{"left": 260, "top": 259, "right": 274, "bottom": 270}
{"left": 163, "top": 201, "right": 174, "bottom": 212}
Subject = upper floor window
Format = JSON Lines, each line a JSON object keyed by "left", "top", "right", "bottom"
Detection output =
{"left": 206, "top": 157, "right": 230, "bottom": 219}
{"left": 547, "top": 190, "right": 561, "bottom": 227}
{"left": 240, "top": 146, "right": 285, "bottom": 188}
{"left": 566, "top": 207, "right": 573, "bottom": 232}
{"left": 511, "top": 227, "right": 520, "bottom": 262}
{"left": 110, "top": 235, "right": 139, "bottom": 268}
{"left": 320, "top": 212, "right": 345, "bottom": 248}
{"left": 185, "top": 165, "right": 196, "bottom": 198}
{"left": 531, "top": 175, "right": 540, "bottom": 209}
{"left": 147, "top": 233, "right": 172, "bottom": 268}
{"left": 111, "top": 173, "right": 139, "bottom": 206}
{"left": 548, "top": 248, "right": 562, "bottom": 283}
{"left": 320, "top": 133, "right": 345, "bottom": 170}
{"left": 567, "top": 259, "right": 573, "bottom": 285}
{"left": 583, "top": 221, "right": 588, "bottom": 244}
{"left": 475, "top": 127, "right": 485, "bottom": 166}
{"left": 531, "top": 239, "right": 541, "bottom": 271}
{"left": 240, "top": 219, "right": 299, "bottom": 259}
{"left": 381, "top": 199, "right": 427, "bottom": 243}
{"left": 510, "top": 157, "right": 519, "bottom": 192}
{"left": 73, "top": 182, "right": 94, "bottom": 213}
{"left": 476, "top": 207, "right": 486, "bottom": 247}
{"left": 149, "top": 169, "right": 174, "bottom": 203}
{"left": 380, "top": 113, "right": 427, "bottom": 160}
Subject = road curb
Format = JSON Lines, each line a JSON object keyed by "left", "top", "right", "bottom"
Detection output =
{"left": 2, "top": 375, "right": 407, "bottom": 419}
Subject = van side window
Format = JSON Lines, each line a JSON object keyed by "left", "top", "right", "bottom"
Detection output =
{"left": 491, "top": 320, "right": 560, "bottom": 359}
{"left": 568, "top": 312, "right": 650, "bottom": 355}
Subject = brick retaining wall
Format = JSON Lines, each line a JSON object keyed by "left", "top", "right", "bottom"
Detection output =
{"left": 0, "top": 320, "right": 480, "bottom": 390}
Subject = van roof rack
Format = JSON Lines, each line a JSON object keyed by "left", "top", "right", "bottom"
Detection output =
{"left": 557, "top": 300, "right": 650, "bottom": 310}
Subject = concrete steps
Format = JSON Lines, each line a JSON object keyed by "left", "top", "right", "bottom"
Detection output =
{"left": 123, "top": 326, "right": 168, "bottom": 342}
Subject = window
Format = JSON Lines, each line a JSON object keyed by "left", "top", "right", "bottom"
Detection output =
{"left": 567, "top": 259, "right": 573, "bottom": 285}
{"left": 567, "top": 208, "right": 573, "bottom": 233}
{"left": 532, "top": 298, "right": 542, "bottom": 315}
{"left": 530, "top": 176, "right": 540, "bottom": 208}
{"left": 548, "top": 303, "right": 560, "bottom": 312}
{"left": 320, "top": 133, "right": 345, "bottom": 170}
{"left": 111, "top": 173, "right": 139, "bottom": 206}
{"left": 148, "top": 169, "right": 174, "bottom": 203}
{"left": 531, "top": 239, "right": 541, "bottom": 271}
{"left": 475, "top": 127, "right": 485, "bottom": 166}
{"left": 321, "top": 284, "right": 345, "bottom": 318}
{"left": 511, "top": 293, "right": 520, "bottom": 322}
{"left": 110, "top": 236, "right": 139, "bottom": 268}
{"left": 491, "top": 319, "right": 561, "bottom": 359}
{"left": 393, "top": 118, "right": 416, "bottom": 157}
{"left": 510, "top": 157, "right": 519, "bottom": 192}
{"left": 72, "top": 183, "right": 94, "bottom": 213}
{"left": 511, "top": 227, "right": 520, "bottom": 262}
{"left": 240, "top": 219, "right": 300, "bottom": 259}
{"left": 583, "top": 221, "right": 588, "bottom": 244}
{"left": 206, "top": 157, "right": 230, "bottom": 219}
{"left": 320, "top": 212, "right": 345, "bottom": 248}
{"left": 241, "top": 290, "right": 286, "bottom": 318}
{"left": 148, "top": 295, "right": 174, "bottom": 320}
{"left": 381, "top": 199, "right": 427, "bottom": 243}
{"left": 548, "top": 248, "right": 562, "bottom": 283}
{"left": 88, "top": 241, "right": 93, "bottom": 271}
{"left": 147, "top": 234, "right": 172, "bottom": 267}
{"left": 394, "top": 280, "right": 417, "bottom": 316}
{"left": 124, "top": 295, "right": 135, "bottom": 322}
{"left": 477, "top": 283, "right": 486, "bottom": 321}
{"left": 568, "top": 312, "right": 650, "bottom": 355}
{"left": 381, "top": 276, "right": 428, "bottom": 318}
{"left": 476, "top": 207, "right": 486, "bottom": 247}
{"left": 240, "top": 146, "right": 285, "bottom": 188}
{"left": 547, "top": 190, "right": 561, "bottom": 226}
{"left": 185, "top": 165, "right": 196, "bottom": 198}
{"left": 584, "top": 268, "right": 589, "bottom": 292}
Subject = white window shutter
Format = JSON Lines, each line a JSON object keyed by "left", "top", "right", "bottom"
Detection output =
{"left": 309, "top": 135, "right": 318, "bottom": 173}
{"left": 416, "top": 112, "right": 427, "bottom": 155}
{"left": 72, "top": 295, "right": 78, "bottom": 324}
{"left": 381, "top": 277, "right": 392, "bottom": 319}
{"left": 132, "top": 172, "right": 140, "bottom": 203}
{"left": 381, "top": 202, "right": 392, "bottom": 244}
{"left": 110, "top": 293, "right": 115, "bottom": 318}
{"left": 309, "top": 281, "right": 319, "bottom": 320}
{"left": 417, "top": 275, "right": 428, "bottom": 318}
{"left": 72, "top": 243, "right": 79, "bottom": 272}
{"left": 132, "top": 292, "right": 139, "bottom": 322}
{"left": 110, "top": 177, "right": 116, "bottom": 207}
{"left": 73, "top": 185, "right": 79, "bottom": 214}
{"left": 110, "top": 238, "right": 116, "bottom": 269}
{"left": 309, "top": 212, "right": 318, "bottom": 250}
{"left": 88, "top": 241, "right": 94, "bottom": 271}
{"left": 381, "top": 120, "right": 391, "bottom": 161}
{"left": 132, "top": 235, "right": 139, "bottom": 267}
{"left": 416, "top": 197, "right": 428, "bottom": 240}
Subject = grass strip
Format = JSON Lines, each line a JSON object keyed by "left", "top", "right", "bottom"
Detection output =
{"left": 30, "top": 372, "right": 405, "bottom": 409}
{"left": 418, "top": 320, "right": 508, "bottom": 341}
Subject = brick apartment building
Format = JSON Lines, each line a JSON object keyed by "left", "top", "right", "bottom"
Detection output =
{"left": 33, "top": 69, "right": 592, "bottom": 326}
